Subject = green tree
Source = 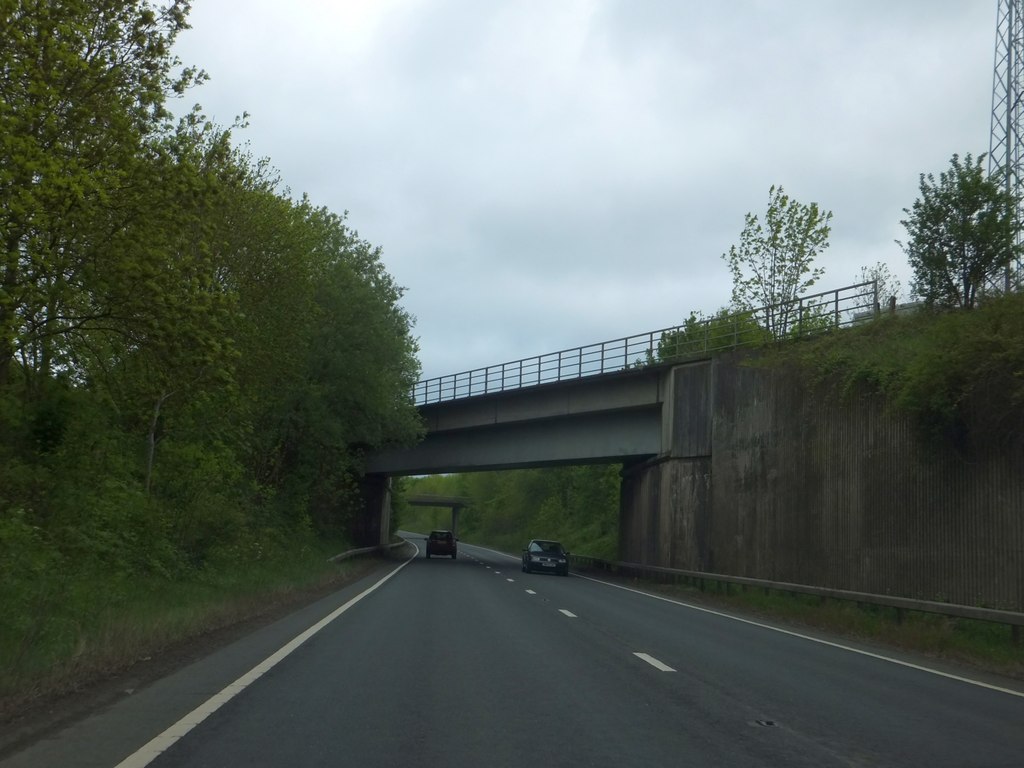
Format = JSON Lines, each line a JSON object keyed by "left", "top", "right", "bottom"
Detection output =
{"left": 0, "top": 1, "right": 432, "bottom": 694}
{"left": 722, "top": 185, "right": 832, "bottom": 337}
{"left": 260, "top": 204, "right": 421, "bottom": 534}
{"left": 0, "top": 0, "right": 201, "bottom": 387}
{"left": 856, "top": 261, "right": 902, "bottom": 310}
{"left": 75, "top": 113, "right": 241, "bottom": 497}
{"left": 899, "top": 153, "right": 1020, "bottom": 309}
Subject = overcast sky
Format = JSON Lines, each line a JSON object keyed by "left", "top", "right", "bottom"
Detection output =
{"left": 172, "top": 1, "right": 996, "bottom": 380}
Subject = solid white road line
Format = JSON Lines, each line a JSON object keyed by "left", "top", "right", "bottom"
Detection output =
{"left": 634, "top": 652, "right": 676, "bottom": 672}
{"left": 559, "top": 609, "right": 577, "bottom": 618}
{"left": 114, "top": 551, "right": 418, "bottom": 768}
{"left": 579, "top": 574, "right": 1024, "bottom": 700}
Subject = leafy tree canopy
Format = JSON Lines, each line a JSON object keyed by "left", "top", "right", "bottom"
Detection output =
{"left": 0, "top": 0, "right": 202, "bottom": 385}
{"left": 722, "top": 185, "right": 831, "bottom": 338}
{"left": 856, "top": 261, "right": 903, "bottom": 309}
{"left": 1, "top": 0, "right": 422, "bottom": 590}
{"left": 899, "top": 152, "right": 1021, "bottom": 309}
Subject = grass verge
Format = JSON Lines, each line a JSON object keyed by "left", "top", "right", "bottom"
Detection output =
{"left": 0, "top": 537, "right": 381, "bottom": 721}
{"left": 630, "top": 577, "right": 1024, "bottom": 680}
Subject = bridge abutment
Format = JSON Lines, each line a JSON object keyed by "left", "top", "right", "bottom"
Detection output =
{"left": 619, "top": 352, "right": 1024, "bottom": 612}
{"left": 356, "top": 473, "right": 393, "bottom": 549}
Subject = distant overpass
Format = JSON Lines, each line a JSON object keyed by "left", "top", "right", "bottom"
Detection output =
{"left": 406, "top": 494, "right": 470, "bottom": 534}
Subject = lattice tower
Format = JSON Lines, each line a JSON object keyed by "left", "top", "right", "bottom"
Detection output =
{"left": 989, "top": 0, "right": 1024, "bottom": 292}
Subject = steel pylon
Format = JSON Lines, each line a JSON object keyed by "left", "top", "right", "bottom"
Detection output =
{"left": 989, "top": 0, "right": 1024, "bottom": 292}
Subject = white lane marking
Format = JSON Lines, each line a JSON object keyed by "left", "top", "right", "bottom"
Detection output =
{"left": 525, "top": 589, "right": 537, "bottom": 595}
{"left": 634, "top": 655, "right": 675, "bottom": 671}
{"left": 494, "top": 571, "right": 501, "bottom": 575}
{"left": 506, "top": 578, "right": 515, "bottom": 583}
{"left": 577, "top": 573, "right": 1024, "bottom": 700}
{"left": 634, "top": 652, "right": 676, "bottom": 672}
{"left": 559, "top": 609, "right": 577, "bottom": 618}
{"left": 114, "top": 551, "right": 418, "bottom": 768}
{"left": 461, "top": 542, "right": 523, "bottom": 561}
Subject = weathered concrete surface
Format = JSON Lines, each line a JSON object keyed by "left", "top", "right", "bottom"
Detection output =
{"left": 366, "top": 366, "right": 677, "bottom": 475}
{"left": 621, "top": 352, "right": 1024, "bottom": 612}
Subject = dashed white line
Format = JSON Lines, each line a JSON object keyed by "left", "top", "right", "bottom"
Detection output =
{"left": 634, "top": 652, "right": 676, "bottom": 672}
{"left": 506, "top": 578, "right": 515, "bottom": 583}
{"left": 579, "top": 575, "right": 1024, "bottom": 699}
{"left": 525, "top": 589, "right": 537, "bottom": 595}
{"left": 559, "top": 609, "right": 577, "bottom": 618}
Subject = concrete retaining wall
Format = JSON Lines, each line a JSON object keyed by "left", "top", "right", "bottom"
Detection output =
{"left": 620, "top": 354, "right": 1024, "bottom": 611}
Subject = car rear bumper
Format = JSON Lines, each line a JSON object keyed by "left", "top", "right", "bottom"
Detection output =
{"left": 526, "top": 560, "right": 567, "bottom": 574}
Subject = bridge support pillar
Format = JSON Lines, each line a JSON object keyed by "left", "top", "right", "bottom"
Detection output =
{"left": 357, "top": 473, "right": 393, "bottom": 549}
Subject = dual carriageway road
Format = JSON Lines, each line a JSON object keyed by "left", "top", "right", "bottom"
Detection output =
{"left": 4, "top": 538, "right": 1023, "bottom": 767}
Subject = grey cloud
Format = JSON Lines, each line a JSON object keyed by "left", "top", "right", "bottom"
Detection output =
{"left": 173, "top": 0, "right": 998, "bottom": 380}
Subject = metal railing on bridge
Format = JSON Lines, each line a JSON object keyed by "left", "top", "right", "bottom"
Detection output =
{"left": 413, "top": 282, "right": 878, "bottom": 406}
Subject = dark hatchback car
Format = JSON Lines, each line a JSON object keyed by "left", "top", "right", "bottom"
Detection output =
{"left": 425, "top": 530, "right": 457, "bottom": 559}
{"left": 521, "top": 539, "right": 569, "bottom": 576}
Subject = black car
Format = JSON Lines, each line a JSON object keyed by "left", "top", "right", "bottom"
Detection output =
{"left": 425, "top": 530, "right": 457, "bottom": 559}
{"left": 521, "top": 539, "right": 569, "bottom": 576}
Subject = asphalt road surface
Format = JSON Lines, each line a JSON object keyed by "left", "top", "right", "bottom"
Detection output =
{"left": 5, "top": 538, "right": 1024, "bottom": 767}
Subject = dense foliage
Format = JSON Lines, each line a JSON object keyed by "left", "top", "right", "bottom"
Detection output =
{"left": 399, "top": 465, "right": 621, "bottom": 562}
{"left": 899, "top": 153, "right": 1021, "bottom": 308}
{"left": 651, "top": 307, "right": 770, "bottom": 363}
{"left": 779, "top": 291, "right": 1024, "bottom": 451}
{"left": 0, "top": 0, "right": 421, "bottom": 694}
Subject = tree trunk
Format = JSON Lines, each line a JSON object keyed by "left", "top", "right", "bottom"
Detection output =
{"left": 145, "top": 390, "right": 174, "bottom": 495}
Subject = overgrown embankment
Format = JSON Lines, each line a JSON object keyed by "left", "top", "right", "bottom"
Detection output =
{"left": 0, "top": 541, "right": 374, "bottom": 720}
{"left": 781, "top": 291, "right": 1024, "bottom": 452}
{"left": 1, "top": 3, "right": 423, "bottom": 711}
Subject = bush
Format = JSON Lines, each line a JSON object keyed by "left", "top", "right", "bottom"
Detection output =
{"left": 782, "top": 292, "right": 1024, "bottom": 451}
